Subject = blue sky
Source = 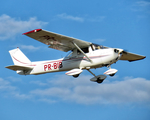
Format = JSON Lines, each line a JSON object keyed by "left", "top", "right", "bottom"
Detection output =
{"left": 0, "top": 0, "right": 150, "bottom": 120}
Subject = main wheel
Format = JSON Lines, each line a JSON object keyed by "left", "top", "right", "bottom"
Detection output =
{"left": 73, "top": 74, "right": 80, "bottom": 78}
{"left": 109, "top": 73, "right": 115, "bottom": 77}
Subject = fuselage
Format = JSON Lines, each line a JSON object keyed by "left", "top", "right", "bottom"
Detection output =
{"left": 17, "top": 46, "right": 120, "bottom": 75}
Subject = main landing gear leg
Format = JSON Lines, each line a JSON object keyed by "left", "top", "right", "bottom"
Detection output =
{"left": 87, "top": 69, "right": 107, "bottom": 84}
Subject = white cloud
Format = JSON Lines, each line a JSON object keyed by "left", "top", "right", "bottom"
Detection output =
{"left": 20, "top": 45, "right": 40, "bottom": 51}
{"left": 30, "top": 80, "right": 48, "bottom": 86}
{"left": 7, "top": 76, "right": 22, "bottom": 82}
{"left": 0, "top": 77, "right": 30, "bottom": 99}
{"left": 136, "top": 1, "right": 150, "bottom": 7}
{"left": 12, "top": 44, "right": 41, "bottom": 51}
{"left": 131, "top": 1, "right": 150, "bottom": 12}
{"left": 1, "top": 75, "right": 150, "bottom": 105}
{"left": 93, "top": 38, "right": 106, "bottom": 43}
{"left": 0, "top": 14, "right": 48, "bottom": 40}
{"left": 30, "top": 75, "right": 150, "bottom": 105}
{"left": 87, "top": 16, "right": 106, "bottom": 22}
{"left": 0, "top": 78, "right": 16, "bottom": 91}
{"left": 12, "top": 92, "right": 31, "bottom": 100}
{"left": 56, "top": 13, "right": 84, "bottom": 22}
{"left": 56, "top": 13, "right": 106, "bottom": 23}
{"left": 31, "top": 87, "right": 71, "bottom": 97}
{"left": 38, "top": 98, "right": 57, "bottom": 103}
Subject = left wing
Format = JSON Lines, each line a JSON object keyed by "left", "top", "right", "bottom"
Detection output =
{"left": 120, "top": 51, "right": 146, "bottom": 62}
{"left": 23, "top": 29, "right": 91, "bottom": 52}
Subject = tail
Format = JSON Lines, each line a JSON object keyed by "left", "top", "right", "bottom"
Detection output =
{"left": 9, "top": 47, "right": 31, "bottom": 65}
{"left": 5, "top": 48, "right": 33, "bottom": 74}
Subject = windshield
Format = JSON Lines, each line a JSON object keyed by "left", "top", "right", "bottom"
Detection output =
{"left": 92, "top": 43, "right": 104, "bottom": 50}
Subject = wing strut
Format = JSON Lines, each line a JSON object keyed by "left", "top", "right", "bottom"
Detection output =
{"left": 72, "top": 42, "right": 92, "bottom": 63}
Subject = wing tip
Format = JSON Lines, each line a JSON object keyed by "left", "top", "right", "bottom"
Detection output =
{"left": 129, "top": 56, "right": 146, "bottom": 62}
{"left": 23, "top": 29, "right": 42, "bottom": 35}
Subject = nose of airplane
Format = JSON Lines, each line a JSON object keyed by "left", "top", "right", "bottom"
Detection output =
{"left": 113, "top": 48, "right": 124, "bottom": 60}
{"left": 114, "top": 48, "right": 124, "bottom": 53}
{"left": 114, "top": 48, "right": 124, "bottom": 54}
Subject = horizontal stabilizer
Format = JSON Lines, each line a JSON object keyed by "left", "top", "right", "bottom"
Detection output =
{"left": 5, "top": 65, "right": 33, "bottom": 71}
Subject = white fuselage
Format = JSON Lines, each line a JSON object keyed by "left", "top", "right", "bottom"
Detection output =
{"left": 17, "top": 47, "right": 120, "bottom": 75}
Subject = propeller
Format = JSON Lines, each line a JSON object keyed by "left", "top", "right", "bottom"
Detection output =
{"left": 113, "top": 48, "right": 128, "bottom": 61}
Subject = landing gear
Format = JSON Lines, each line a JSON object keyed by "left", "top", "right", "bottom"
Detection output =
{"left": 104, "top": 68, "right": 118, "bottom": 77}
{"left": 90, "top": 75, "right": 107, "bottom": 84}
{"left": 96, "top": 78, "right": 104, "bottom": 84}
{"left": 109, "top": 73, "right": 115, "bottom": 77}
{"left": 87, "top": 69, "right": 107, "bottom": 84}
{"left": 73, "top": 74, "right": 80, "bottom": 78}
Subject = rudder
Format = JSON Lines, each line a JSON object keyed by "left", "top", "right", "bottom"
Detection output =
{"left": 9, "top": 48, "right": 31, "bottom": 65}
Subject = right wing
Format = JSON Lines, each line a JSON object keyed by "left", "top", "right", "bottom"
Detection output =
{"left": 23, "top": 29, "right": 91, "bottom": 52}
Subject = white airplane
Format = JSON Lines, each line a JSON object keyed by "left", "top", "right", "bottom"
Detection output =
{"left": 6, "top": 29, "right": 146, "bottom": 83}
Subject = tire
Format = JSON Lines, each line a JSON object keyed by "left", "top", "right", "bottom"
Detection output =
{"left": 97, "top": 78, "right": 104, "bottom": 84}
{"left": 73, "top": 74, "right": 80, "bottom": 78}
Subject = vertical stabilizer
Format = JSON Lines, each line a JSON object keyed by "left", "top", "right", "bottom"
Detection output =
{"left": 9, "top": 48, "right": 31, "bottom": 65}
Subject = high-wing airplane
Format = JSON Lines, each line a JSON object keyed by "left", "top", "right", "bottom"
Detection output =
{"left": 6, "top": 29, "right": 146, "bottom": 83}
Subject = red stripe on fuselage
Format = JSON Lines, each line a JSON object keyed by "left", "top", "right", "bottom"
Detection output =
{"left": 43, "top": 55, "right": 110, "bottom": 64}
{"left": 12, "top": 56, "right": 36, "bottom": 66}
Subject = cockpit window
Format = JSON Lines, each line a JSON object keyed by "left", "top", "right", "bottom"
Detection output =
{"left": 91, "top": 43, "right": 104, "bottom": 50}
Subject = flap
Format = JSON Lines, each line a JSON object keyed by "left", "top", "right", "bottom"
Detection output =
{"left": 23, "top": 29, "right": 91, "bottom": 52}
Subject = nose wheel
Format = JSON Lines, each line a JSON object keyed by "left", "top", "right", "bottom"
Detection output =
{"left": 96, "top": 77, "right": 105, "bottom": 83}
{"left": 87, "top": 69, "right": 107, "bottom": 84}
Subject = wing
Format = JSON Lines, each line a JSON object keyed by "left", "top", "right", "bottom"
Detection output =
{"left": 120, "top": 51, "right": 146, "bottom": 62}
{"left": 23, "top": 29, "right": 91, "bottom": 52}
{"left": 5, "top": 65, "right": 33, "bottom": 71}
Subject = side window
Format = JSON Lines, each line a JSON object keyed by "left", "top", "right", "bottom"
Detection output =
{"left": 77, "top": 47, "right": 89, "bottom": 54}
{"left": 65, "top": 51, "right": 73, "bottom": 58}
{"left": 82, "top": 47, "right": 89, "bottom": 53}
{"left": 65, "top": 49, "right": 77, "bottom": 58}
{"left": 95, "top": 45, "right": 100, "bottom": 50}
